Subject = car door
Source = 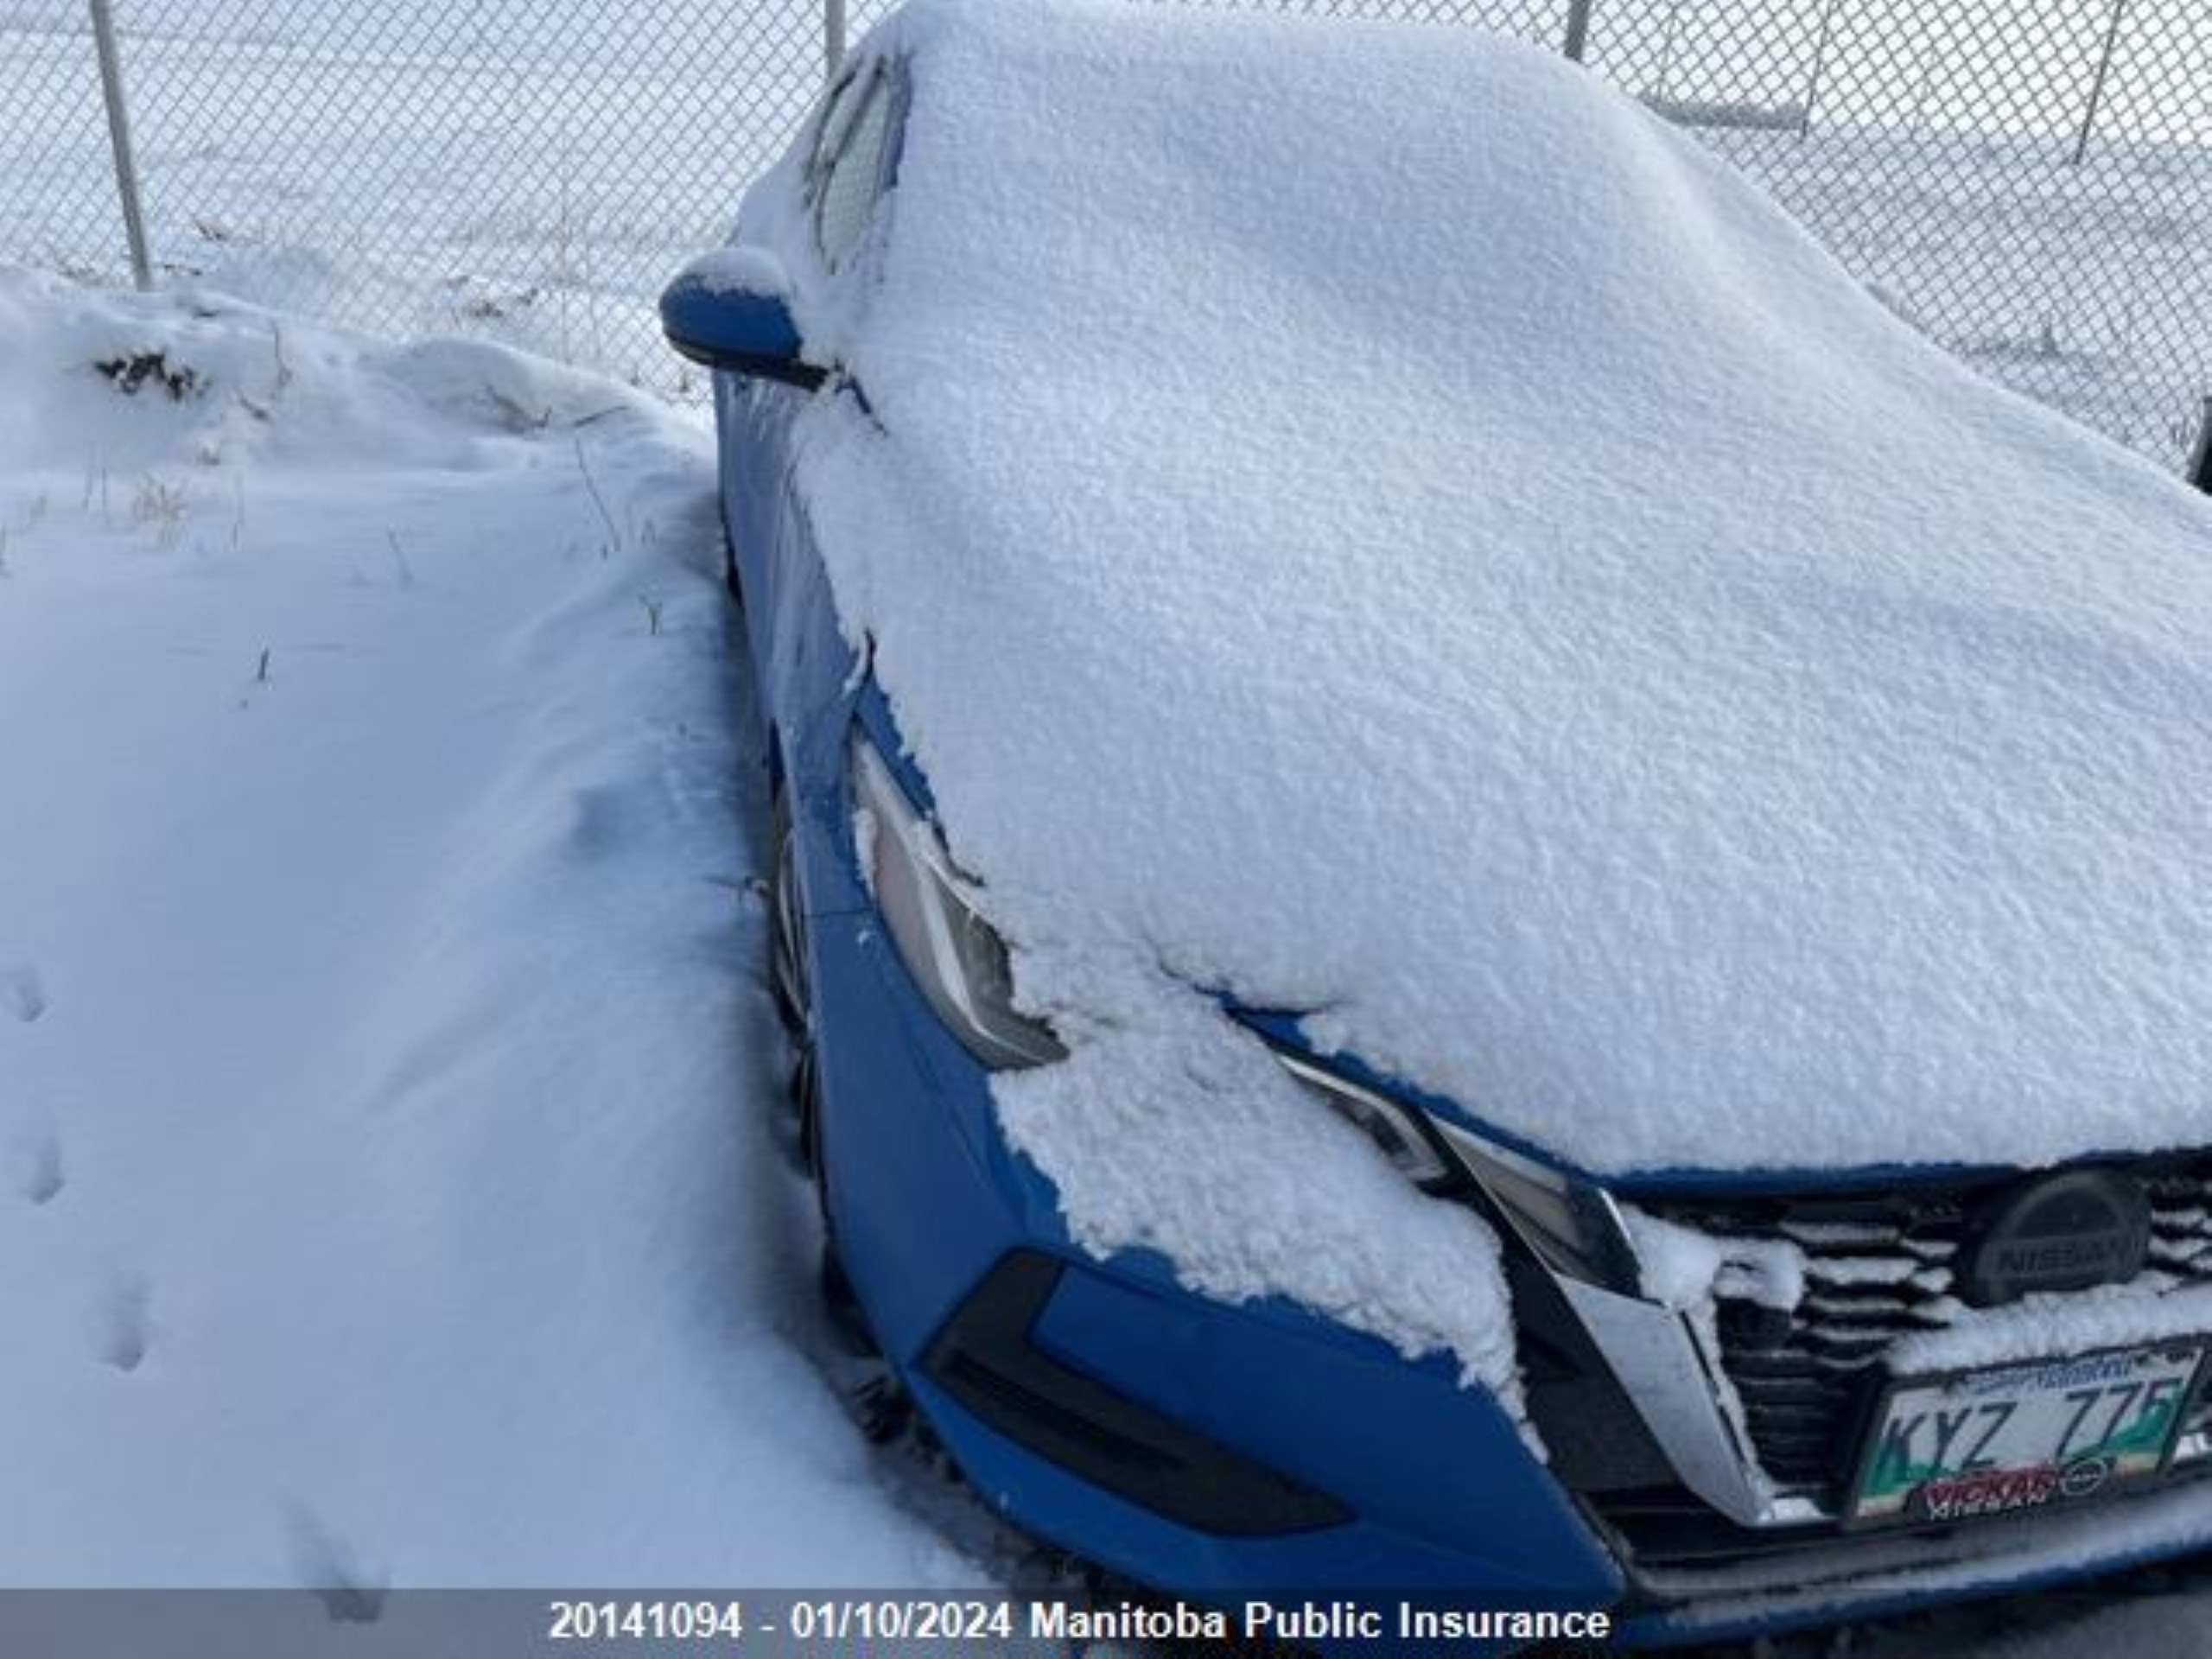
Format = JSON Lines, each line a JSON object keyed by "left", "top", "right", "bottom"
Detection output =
{"left": 721, "top": 58, "right": 905, "bottom": 716}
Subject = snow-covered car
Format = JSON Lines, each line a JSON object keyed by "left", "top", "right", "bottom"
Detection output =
{"left": 661, "top": 0, "right": 2212, "bottom": 1641}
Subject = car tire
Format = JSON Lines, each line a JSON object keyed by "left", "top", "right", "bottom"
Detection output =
{"left": 720, "top": 512, "right": 743, "bottom": 607}
{"left": 767, "top": 780, "right": 873, "bottom": 1357}
{"left": 768, "top": 785, "right": 810, "bottom": 1041}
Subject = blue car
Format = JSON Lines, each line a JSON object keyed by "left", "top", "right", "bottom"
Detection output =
{"left": 662, "top": 0, "right": 2212, "bottom": 1645}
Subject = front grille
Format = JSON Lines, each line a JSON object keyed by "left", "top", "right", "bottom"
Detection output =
{"left": 1639, "top": 1158, "right": 2212, "bottom": 1502}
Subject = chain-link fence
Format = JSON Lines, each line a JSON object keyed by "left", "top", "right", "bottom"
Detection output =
{"left": 3, "top": 0, "right": 847, "bottom": 392}
{"left": 1567, "top": 0, "right": 2212, "bottom": 463}
{"left": 5, "top": 0, "right": 2209, "bottom": 462}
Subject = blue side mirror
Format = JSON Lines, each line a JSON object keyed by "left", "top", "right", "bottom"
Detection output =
{"left": 659, "top": 249, "right": 825, "bottom": 391}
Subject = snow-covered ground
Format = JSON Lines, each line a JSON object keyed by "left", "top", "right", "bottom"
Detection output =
{"left": 0, "top": 264, "right": 985, "bottom": 1592}
{"left": 2, "top": 0, "right": 856, "bottom": 397}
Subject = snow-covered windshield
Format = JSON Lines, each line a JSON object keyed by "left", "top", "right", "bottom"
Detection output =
{"left": 749, "top": 0, "right": 2209, "bottom": 1251}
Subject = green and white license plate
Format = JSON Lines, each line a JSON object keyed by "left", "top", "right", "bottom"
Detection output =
{"left": 1848, "top": 1343, "right": 2204, "bottom": 1525}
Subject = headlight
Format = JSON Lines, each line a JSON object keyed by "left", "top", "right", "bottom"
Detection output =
{"left": 1271, "top": 1047, "right": 1459, "bottom": 1192}
{"left": 1270, "top": 1043, "right": 1642, "bottom": 1297}
{"left": 850, "top": 730, "right": 1065, "bottom": 1071}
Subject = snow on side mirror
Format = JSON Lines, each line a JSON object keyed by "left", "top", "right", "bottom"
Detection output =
{"left": 659, "top": 247, "right": 825, "bottom": 391}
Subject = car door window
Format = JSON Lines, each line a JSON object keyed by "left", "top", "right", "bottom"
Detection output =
{"left": 808, "top": 66, "right": 870, "bottom": 183}
{"left": 814, "top": 67, "right": 896, "bottom": 272}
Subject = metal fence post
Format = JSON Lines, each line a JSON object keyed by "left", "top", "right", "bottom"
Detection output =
{"left": 1652, "top": 0, "right": 1684, "bottom": 102}
{"left": 86, "top": 0, "right": 152, "bottom": 289}
{"left": 2074, "top": 0, "right": 2129, "bottom": 166}
{"left": 1799, "top": 0, "right": 1838, "bottom": 140}
{"left": 824, "top": 0, "right": 846, "bottom": 82}
{"left": 1561, "top": 0, "right": 1594, "bottom": 64}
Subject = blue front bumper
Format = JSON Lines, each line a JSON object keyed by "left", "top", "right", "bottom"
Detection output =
{"left": 793, "top": 808, "right": 2212, "bottom": 1649}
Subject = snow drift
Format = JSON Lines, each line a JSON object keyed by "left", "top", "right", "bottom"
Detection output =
{"left": 0, "top": 266, "right": 975, "bottom": 1587}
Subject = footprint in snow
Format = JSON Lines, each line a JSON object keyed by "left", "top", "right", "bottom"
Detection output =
{"left": 564, "top": 783, "right": 632, "bottom": 861}
{"left": 95, "top": 1274, "right": 151, "bottom": 1373}
{"left": 2, "top": 964, "right": 46, "bottom": 1023}
{"left": 286, "top": 1506, "right": 388, "bottom": 1624}
{"left": 8, "top": 1132, "right": 63, "bottom": 1205}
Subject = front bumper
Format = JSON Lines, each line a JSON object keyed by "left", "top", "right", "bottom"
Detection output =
{"left": 798, "top": 868, "right": 1618, "bottom": 1617}
{"left": 790, "top": 779, "right": 2212, "bottom": 1646}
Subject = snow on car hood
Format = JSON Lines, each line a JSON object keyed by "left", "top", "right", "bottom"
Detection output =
{"left": 763, "top": 0, "right": 2212, "bottom": 1208}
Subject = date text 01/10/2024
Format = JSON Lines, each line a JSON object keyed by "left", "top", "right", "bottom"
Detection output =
{"left": 543, "top": 1598, "right": 1619, "bottom": 1647}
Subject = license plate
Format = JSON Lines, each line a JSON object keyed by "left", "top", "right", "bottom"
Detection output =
{"left": 1848, "top": 1342, "right": 2204, "bottom": 1525}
